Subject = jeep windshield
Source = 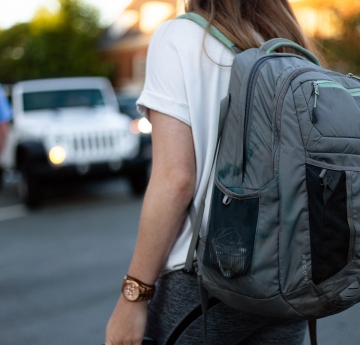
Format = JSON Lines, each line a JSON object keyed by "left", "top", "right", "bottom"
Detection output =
{"left": 23, "top": 89, "right": 106, "bottom": 112}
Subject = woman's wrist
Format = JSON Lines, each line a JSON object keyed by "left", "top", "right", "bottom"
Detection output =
{"left": 125, "top": 274, "right": 156, "bottom": 288}
{"left": 120, "top": 293, "right": 149, "bottom": 306}
{"left": 127, "top": 268, "right": 158, "bottom": 286}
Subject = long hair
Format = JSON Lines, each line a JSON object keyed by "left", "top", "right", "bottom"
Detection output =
{"left": 185, "top": 0, "right": 318, "bottom": 54}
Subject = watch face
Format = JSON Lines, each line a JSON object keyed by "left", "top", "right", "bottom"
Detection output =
{"left": 123, "top": 281, "right": 140, "bottom": 301}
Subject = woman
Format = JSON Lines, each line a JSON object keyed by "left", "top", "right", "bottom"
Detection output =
{"left": 105, "top": 1, "right": 317, "bottom": 344}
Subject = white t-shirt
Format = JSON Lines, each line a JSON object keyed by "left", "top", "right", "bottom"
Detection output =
{"left": 137, "top": 19, "right": 234, "bottom": 274}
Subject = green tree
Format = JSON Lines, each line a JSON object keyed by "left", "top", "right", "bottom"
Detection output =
{"left": 316, "top": 11, "right": 360, "bottom": 75}
{"left": 0, "top": 0, "right": 113, "bottom": 83}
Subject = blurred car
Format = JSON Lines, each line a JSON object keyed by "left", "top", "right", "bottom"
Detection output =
{"left": 116, "top": 93, "right": 153, "bottom": 174}
{"left": 116, "top": 93, "right": 152, "bottom": 138}
{"left": 0, "top": 77, "right": 151, "bottom": 207}
{"left": 116, "top": 94, "right": 142, "bottom": 119}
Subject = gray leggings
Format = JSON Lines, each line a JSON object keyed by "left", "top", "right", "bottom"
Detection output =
{"left": 146, "top": 270, "right": 306, "bottom": 345}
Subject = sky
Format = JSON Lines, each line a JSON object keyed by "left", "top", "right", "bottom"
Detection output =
{"left": 0, "top": 0, "right": 132, "bottom": 29}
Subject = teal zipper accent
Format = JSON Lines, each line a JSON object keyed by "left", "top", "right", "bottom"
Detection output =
{"left": 350, "top": 89, "right": 360, "bottom": 97}
{"left": 311, "top": 80, "right": 360, "bottom": 123}
{"left": 316, "top": 80, "right": 343, "bottom": 88}
{"left": 315, "top": 80, "right": 360, "bottom": 96}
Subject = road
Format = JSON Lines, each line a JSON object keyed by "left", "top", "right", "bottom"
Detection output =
{"left": 0, "top": 175, "right": 141, "bottom": 345}
{"left": 0, "top": 174, "right": 360, "bottom": 345}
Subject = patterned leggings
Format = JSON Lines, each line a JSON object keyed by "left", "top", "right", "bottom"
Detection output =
{"left": 146, "top": 270, "right": 307, "bottom": 345}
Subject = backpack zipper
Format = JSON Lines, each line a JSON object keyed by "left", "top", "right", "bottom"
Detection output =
{"left": 244, "top": 61, "right": 348, "bottom": 178}
{"left": 311, "top": 80, "right": 339, "bottom": 124}
{"left": 243, "top": 56, "right": 275, "bottom": 180}
{"left": 314, "top": 80, "right": 360, "bottom": 93}
{"left": 311, "top": 80, "right": 360, "bottom": 123}
{"left": 243, "top": 54, "right": 304, "bottom": 180}
{"left": 312, "top": 82, "right": 320, "bottom": 123}
{"left": 348, "top": 73, "right": 360, "bottom": 81}
{"left": 215, "top": 178, "right": 258, "bottom": 200}
{"left": 273, "top": 67, "right": 344, "bottom": 174}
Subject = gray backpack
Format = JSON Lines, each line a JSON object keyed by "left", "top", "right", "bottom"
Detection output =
{"left": 179, "top": 13, "right": 360, "bottom": 344}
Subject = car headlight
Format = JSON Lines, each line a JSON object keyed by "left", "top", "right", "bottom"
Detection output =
{"left": 49, "top": 146, "right": 66, "bottom": 165}
{"left": 129, "top": 117, "right": 152, "bottom": 134}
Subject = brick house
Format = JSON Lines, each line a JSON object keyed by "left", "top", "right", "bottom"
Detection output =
{"left": 99, "top": 0, "right": 180, "bottom": 93}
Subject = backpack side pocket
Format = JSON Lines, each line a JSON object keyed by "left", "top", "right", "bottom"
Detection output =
{"left": 203, "top": 182, "right": 259, "bottom": 278}
{"left": 306, "top": 164, "right": 354, "bottom": 285}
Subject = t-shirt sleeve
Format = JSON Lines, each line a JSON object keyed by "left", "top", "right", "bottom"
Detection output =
{"left": 136, "top": 21, "right": 190, "bottom": 126}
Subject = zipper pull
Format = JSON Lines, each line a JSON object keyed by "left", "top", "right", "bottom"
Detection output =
{"left": 222, "top": 195, "right": 232, "bottom": 205}
{"left": 319, "top": 168, "right": 327, "bottom": 186}
{"left": 312, "top": 82, "right": 319, "bottom": 124}
{"left": 347, "top": 73, "right": 360, "bottom": 81}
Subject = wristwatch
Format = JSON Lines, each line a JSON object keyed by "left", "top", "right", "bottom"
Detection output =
{"left": 121, "top": 275, "right": 156, "bottom": 302}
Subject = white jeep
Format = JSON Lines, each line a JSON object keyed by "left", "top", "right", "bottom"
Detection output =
{"left": 0, "top": 77, "right": 151, "bottom": 207}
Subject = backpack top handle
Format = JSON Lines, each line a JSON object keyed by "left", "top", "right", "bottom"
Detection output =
{"left": 260, "top": 38, "right": 321, "bottom": 66}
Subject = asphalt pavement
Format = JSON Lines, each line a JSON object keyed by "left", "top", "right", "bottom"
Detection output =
{"left": 0, "top": 175, "right": 141, "bottom": 345}
{"left": 1, "top": 175, "right": 360, "bottom": 345}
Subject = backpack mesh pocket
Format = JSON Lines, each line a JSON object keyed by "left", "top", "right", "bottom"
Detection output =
{"left": 306, "top": 164, "right": 350, "bottom": 285}
{"left": 203, "top": 185, "right": 259, "bottom": 278}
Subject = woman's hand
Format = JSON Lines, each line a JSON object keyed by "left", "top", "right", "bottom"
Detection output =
{"left": 105, "top": 295, "right": 148, "bottom": 345}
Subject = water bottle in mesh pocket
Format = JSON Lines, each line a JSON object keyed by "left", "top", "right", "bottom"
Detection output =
{"left": 210, "top": 227, "right": 247, "bottom": 278}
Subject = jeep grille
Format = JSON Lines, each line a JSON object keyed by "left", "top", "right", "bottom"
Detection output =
{"left": 71, "top": 131, "right": 124, "bottom": 157}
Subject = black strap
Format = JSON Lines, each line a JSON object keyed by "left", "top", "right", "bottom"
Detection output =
{"left": 165, "top": 295, "right": 220, "bottom": 345}
{"left": 142, "top": 337, "right": 157, "bottom": 344}
{"left": 308, "top": 319, "right": 318, "bottom": 345}
{"left": 198, "top": 276, "right": 209, "bottom": 345}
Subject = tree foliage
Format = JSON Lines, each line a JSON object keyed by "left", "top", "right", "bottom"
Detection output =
{"left": 0, "top": 0, "right": 113, "bottom": 83}
{"left": 1, "top": 1, "right": 359, "bottom": 83}
{"left": 315, "top": 10, "right": 360, "bottom": 75}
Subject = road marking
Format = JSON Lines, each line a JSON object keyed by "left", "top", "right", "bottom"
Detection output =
{"left": 0, "top": 204, "right": 29, "bottom": 221}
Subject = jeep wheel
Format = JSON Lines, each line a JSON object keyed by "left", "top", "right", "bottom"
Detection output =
{"left": 17, "top": 170, "right": 42, "bottom": 208}
{"left": 129, "top": 165, "right": 149, "bottom": 195}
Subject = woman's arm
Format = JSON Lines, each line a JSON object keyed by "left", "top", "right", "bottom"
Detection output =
{"left": 105, "top": 110, "right": 196, "bottom": 345}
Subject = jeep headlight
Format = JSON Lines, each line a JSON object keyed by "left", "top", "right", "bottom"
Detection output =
{"left": 129, "top": 117, "right": 152, "bottom": 134}
{"left": 49, "top": 146, "right": 66, "bottom": 165}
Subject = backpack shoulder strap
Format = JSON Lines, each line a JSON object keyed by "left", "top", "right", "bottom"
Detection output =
{"left": 183, "top": 94, "right": 231, "bottom": 274}
{"left": 176, "top": 13, "right": 239, "bottom": 55}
